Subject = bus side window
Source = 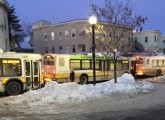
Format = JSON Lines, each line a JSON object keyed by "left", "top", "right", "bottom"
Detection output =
{"left": 95, "top": 60, "right": 100, "bottom": 70}
{"left": 82, "top": 60, "right": 90, "bottom": 70}
{"left": 70, "top": 60, "right": 81, "bottom": 70}
{"left": 117, "top": 61, "right": 122, "bottom": 71}
{"left": 158, "top": 60, "right": 163, "bottom": 67}
{"left": 59, "top": 58, "right": 65, "bottom": 66}
{"left": 152, "top": 60, "right": 158, "bottom": 67}
{"left": 147, "top": 59, "right": 150, "bottom": 65}
{"left": 110, "top": 61, "right": 114, "bottom": 71}
{"left": 99, "top": 60, "right": 102, "bottom": 71}
{"left": 123, "top": 61, "right": 129, "bottom": 70}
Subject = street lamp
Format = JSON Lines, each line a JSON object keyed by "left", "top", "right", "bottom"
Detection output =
{"left": 89, "top": 15, "right": 97, "bottom": 85}
{"left": 114, "top": 49, "right": 117, "bottom": 83}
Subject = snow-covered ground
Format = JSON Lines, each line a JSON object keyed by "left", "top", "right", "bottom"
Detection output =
{"left": 8, "top": 74, "right": 154, "bottom": 106}
{"left": 3, "top": 74, "right": 165, "bottom": 120}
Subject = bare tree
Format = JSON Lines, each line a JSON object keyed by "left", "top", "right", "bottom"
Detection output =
{"left": 22, "top": 22, "right": 33, "bottom": 46}
{"left": 22, "top": 22, "right": 32, "bottom": 36}
{"left": 89, "top": 0, "right": 147, "bottom": 83}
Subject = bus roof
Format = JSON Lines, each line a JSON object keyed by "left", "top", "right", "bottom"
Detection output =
{"left": 0, "top": 52, "right": 41, "bottom": 60}
{"left": 43, "top": 54, "right": 129, "bottom": 60}
{"left": 70, "top": 55, "right": 113, "bottom": 60}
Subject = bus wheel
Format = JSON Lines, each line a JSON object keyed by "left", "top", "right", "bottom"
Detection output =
{"left": 156, "top": 70, "right": 162, "bottom": 77}
{"left": 80, "top": 75, "right": 88, "bottom": 85}
{"left": 6, "top": 81, "right": 22, "bottom": 96}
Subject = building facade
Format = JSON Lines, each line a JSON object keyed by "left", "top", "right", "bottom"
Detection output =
{"left": 32, "top": 20, "right": 132, "bottom": 55}
{"left": 0, "top": 0, "right": 9, "bottom": 51}
{"left": 133, "top": 30, "right": 165, "bottom": 54}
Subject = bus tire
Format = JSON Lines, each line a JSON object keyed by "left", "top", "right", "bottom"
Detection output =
{"left": 80, "top": 75, "right": 88, "bottom": 85}
{"left": 6, "top": 81, "right": 22, "bottom": 96}
{"left": 156, "top": 70, "right": 162, "bottom": 77}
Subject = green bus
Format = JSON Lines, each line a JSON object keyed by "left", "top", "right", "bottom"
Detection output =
{"left": 42, "top": 54, "right": 130, "bottom": 84}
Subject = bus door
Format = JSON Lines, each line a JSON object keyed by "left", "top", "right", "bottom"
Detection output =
{"left": 131, "top": 61, "right": 136, "bottom": 73}
{"left": 33, "top": 61, "right": 41, "bottom": 88}
{"left": 25, "top": 61, "right": 31, "bottom": 89}
{"left": 25, "top": 60, "right": 41, "bottom": 89}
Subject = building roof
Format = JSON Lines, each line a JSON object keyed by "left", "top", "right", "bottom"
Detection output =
{"left": 133, "top": 30, "right": 160, "bottom": 35}
{"left": 32, "top": 19, "right": 132, "bottom": 30}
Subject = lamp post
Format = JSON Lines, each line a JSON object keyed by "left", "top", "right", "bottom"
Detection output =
{"left": 89, "top": 15, "right": 97, "bottom": 85}
{"left": 114, "top": 49, "right": 117, "bottom": 83}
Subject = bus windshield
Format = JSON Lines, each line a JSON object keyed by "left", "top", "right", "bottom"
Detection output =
{"left": 1, "top": 59, "right": 22, "bottom": 77}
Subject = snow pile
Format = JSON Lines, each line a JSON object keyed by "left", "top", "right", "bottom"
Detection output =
{"left": 9, "top": 74, "right": 154, "bottom": 106}
{"left": 19, "top": 36, "right": 31, "bottom": 48}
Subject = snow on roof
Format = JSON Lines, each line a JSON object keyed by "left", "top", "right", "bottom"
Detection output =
{"left": 8, "top": 74, "right": 154, "bottom": 106}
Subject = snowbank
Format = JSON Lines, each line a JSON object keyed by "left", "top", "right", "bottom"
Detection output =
{"left": 9, "top": 74, "right": 154, "bottom": 106}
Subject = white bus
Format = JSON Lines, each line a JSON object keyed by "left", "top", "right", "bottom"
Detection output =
{"left": 0, "top": 50, "right": 44, "bottom": 95}
{"left": 42, "top": 54, "right": 130, "bottom": 84}
{"left": 131, "top": 55, "right": 165, "bottom": 76}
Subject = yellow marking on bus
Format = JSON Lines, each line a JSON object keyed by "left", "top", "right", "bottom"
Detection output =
{"left": 2, "top": 77, "right": 26, "bottom": 84}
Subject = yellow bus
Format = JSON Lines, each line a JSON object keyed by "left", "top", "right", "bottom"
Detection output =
{"left": 0, "top": 50, "right": 44, "bottom": 95}
{"left": 42, "top": 54, "right": 130, "bottom": 84}
{"left": 131, "top": 55, "right": 165, "bottom": 77}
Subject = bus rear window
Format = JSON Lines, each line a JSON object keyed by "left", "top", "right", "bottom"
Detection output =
{"left": 59, "top": 58, "right": 65, "bottom": 66}
{"left": 43, "top": 60, "right": 54, "bottom": 65}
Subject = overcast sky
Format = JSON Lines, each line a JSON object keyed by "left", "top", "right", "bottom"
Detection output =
{"left": 8, "top": 0, "right": 165, "bottom": 34}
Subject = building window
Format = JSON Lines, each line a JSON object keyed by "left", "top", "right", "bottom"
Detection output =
{"left": 80, "top": 28, "right": 85, "bottom": 36}
{"left": 72, "top": 45, "right": 76, "bottom": 53}
{"left": 65, "top": 30, "right": 69, "bottom": 39}
{"left": 145, "top": 37, "right": 148, "bottom": 43}
{"left": 154, "top": 36, "right": 157, "bottom": 42}
{"left": 52, "top": 46, "right": 55, "bottom": 53}
{"left": 59, "top": 46, "right": 62, "bottom": 50}
{"left": 65, "top": 46, "right": 70, "bottom": 53}
{"left": 58, "top": 32, "right": 62, "bottom": 40}
{"left": 51, "top": 32, "right": 55, "bottom": 40}
{"left": 163, "top": 40, "right": 165, "bottom": 43}
{"left": 71, "top": 29, "right": 76, "bottom": 38}
{"left": 103, "top": 46, "right": 106, "bottom": 51}
{"left": 78, "top": 44, "right": 86, "bottom": 52}
{"left": 82, "top": 44, "right": 86, "bottom": 52}
{"left": 45, "top": 47, "right": 48, "bottom": 53}
{"left": 44, "top": 33, "right": 48, "bottom": 41}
